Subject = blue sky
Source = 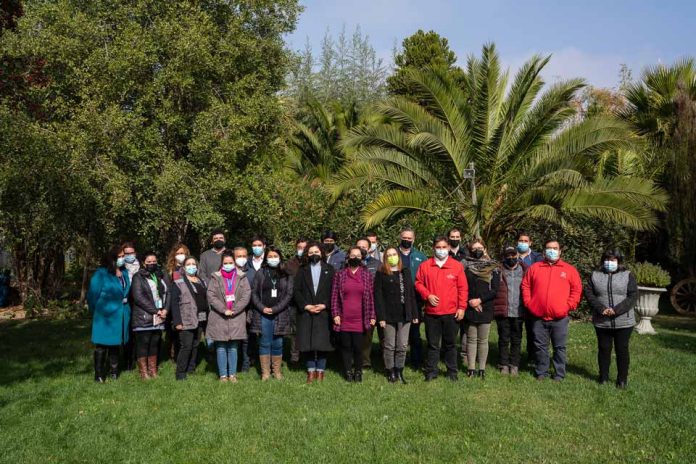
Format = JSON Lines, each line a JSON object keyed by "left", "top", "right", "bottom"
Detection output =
{"left": 287, "top": 0, "right": 696, "bottom": 88}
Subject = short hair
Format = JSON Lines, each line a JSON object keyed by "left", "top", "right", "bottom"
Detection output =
{"left": 432, "top": 235, "right": 448, "bottom": 246}
{"left": 399, "top": 226, "right": 414, "bottom": 236}
{"left": 356, "top": 237, "right": 370, "bottom": 246}
{"left": 366, "top": 231, "right": 378, "bottom": 238}
{"left": 599, "top": 249, "right": 626, "bottom": 271}
{"left": 120, "top": 241, "right": 136, "bottom": 252}
{"left": 295, "top": 237, "right": 308, "bottom": 246}
{"left": 321, "top": 230, "right": 338, "bottom": 241}
{"left": 447, "top": 228, "right": 462, "bottom": 237}
{"left": 544, "top": 238, "right": 561, "bottom": 248}
{"left": 142, "top": 251, "right": 158, "bottom": 261}
{"left": 210, "top": 229, "right": 225, "bottom": 240}
{"left": 232, "top": 246, "right": 248, "bottom": 254}
{"left": 516, "top": 230, "right": 531, "bottom": 241}
{"left": 251, "top": 235, "right": 267, "bottom": 246}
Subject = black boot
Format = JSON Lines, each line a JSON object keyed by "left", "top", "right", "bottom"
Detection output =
{"left": 354, "top": 369, "right": 363, "bottom": 383}
{"left": 109, "top": 348, "right": 120, "bottom": 380}
{"left": 466, "top": 369, "right": 476, "bottom": 378}
{"left": 94, "top": 349, "right": 106, "bottom": 383}
{"left": 477, "top": 369, "right": 486, "bottom": 380}
{"left": 397, "top": 368, "right": 407, "bottom": 384}
{"left": 345, "top": 369, "right": 354, "bottom": 382}
{"left": 387, "top": 368, "right": 397, "bottom": 383}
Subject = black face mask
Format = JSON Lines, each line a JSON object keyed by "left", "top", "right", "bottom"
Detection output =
{"left": 400, "top": 239, "right": 413, "bottom": 250}
{"left": 471, "top": 249, "right": 484, "bottom": 259}
{"left": 448, "top": 239, "right": 460, "bottom": 249}
{"left": 347, "top": 257, "right": 362, "bottom": 268}
{"left": 323, "top": 243, "right": 335, "bottom": 254}
{"left": 145, "top": 264, "right": 159, "bottom": 274}
{"left": 213, "top": 240, "right": 225, "bottom": 250}
{"left": 504, "top": 257, "right": 518, "bottom": 268}
{"left": 308, "top": 254, "right": 322, "bottom": 264}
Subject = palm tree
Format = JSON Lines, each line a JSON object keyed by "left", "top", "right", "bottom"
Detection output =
{"left": 332, "top": 43, "right": 667, "bottom": 243}
{"left": 285, "top": 96, "right": 360, "bottom": 186}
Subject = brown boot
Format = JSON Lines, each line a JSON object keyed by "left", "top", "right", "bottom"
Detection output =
{"left": 306, "top": 371, "right": 316, "bottom": 384}
{"left": 147, "top": 355, "right": 158, "bottom": 378}
{"left": 271, "top": 356, "right": 284, "bottom": 380}
{"left": 259, "top": 355, "right": 271, "bottom": 381}
{"left": 137, "top": 357, "right": 150, "bottom": 380}
{"left": 317, "top": 371, "right": 325, "bottom": 382}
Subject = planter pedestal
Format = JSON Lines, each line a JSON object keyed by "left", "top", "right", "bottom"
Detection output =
{"left": 635, "top": 286, "right": 667, "bottom": 335}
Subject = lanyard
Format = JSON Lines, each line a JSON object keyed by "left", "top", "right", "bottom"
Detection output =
{"left": 225, "top": 271, "right": 237, "bottom": 294}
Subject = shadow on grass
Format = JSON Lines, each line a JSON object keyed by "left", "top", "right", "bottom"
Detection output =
{"left": 0, "top": 318, "right": 92, "bottom": 386}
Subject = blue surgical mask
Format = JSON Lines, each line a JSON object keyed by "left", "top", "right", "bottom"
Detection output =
{"left": 252, "top": 246, "right": 264, "bottom": 257}
{"left": 517, "top": 242, "right": 530, "bottom": 253}
{"left": 222, "top": 264, "right": 235, "bottom": 273}
{"left": 124, "top": 254, "right": 137, "bottom": 264}
{"left": 545, "top": 248, "right": 559, "bottom": 261}
{"left": 604, "top": 261, "right": 618, "bottom": 272}
{"left": 267, "top": 258, "right": 280, "bottom": 268}
{"left": 116, "top": 257, "right": 125, "bottom": 268}
{"left": 296, "top": 249, "right": 304, "bottom": 257}
{"left": 435, "top": 249, "right": 449, "bottom": 259}
{"left": 185, "top": 265, "right": 198, "bottom": 276}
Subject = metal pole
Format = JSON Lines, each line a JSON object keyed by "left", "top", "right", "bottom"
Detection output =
{"left": 470, "top": 162, "right": 480, "bottom": 239}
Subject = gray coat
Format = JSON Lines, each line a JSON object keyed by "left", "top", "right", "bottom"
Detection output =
{"left": 171, "top": 276, "right": 206, "bottom": 331}
{"left": 199, "top": 248, "right": 224, "bottom": 284}
{"left": 206, "top": 270, "right": 251, "bottom": 342}
{"left": 584, "top": 270, "right": 638, "bottom": 329}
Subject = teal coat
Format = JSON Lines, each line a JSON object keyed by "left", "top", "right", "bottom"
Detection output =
{"left": 87, "top": 267, "right": 131, "bottom": 346}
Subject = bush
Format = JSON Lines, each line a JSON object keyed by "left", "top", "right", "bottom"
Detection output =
{"left": 628, "top": 262, "right": 671, "bottom": 288}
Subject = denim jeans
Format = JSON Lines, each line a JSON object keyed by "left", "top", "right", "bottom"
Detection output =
{"left": 305, "top": 351, "right": 328, "bottom": 372}
{"left": 532, "top": 317, "right": 569, "bottom": 379}
{"left": 215, "top": 341, "right": 239, "bottom": 378}
{"left": 259, "top": 314, "right": 283, "bottom": 356}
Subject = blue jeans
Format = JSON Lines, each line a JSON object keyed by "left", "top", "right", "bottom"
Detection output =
{"left": 259, "top": 315, "right": 283, "bottom": 356}
{"left": 215, "top": 341, "right": 239, "bottom": 378}
{"left": 532, "top": 317, "right": 569, "bottom": 379}
{"left": 305, "top": 351, "right": 327, "bottom": 372}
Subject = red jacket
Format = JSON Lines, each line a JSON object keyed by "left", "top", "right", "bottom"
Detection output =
{"left": 521, "top": 259, "right": 582, "bottom": 320}
{"left": 415, "top": 257, "right": 468, "bottom": 316}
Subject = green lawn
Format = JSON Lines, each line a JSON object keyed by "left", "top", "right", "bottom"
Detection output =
{"left": 0, "top": 314, "right": 695, "bottom": 463}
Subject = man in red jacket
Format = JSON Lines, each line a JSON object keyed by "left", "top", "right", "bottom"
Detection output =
{"left": 415, "top": 236, "right": 468, "bottom": 381}
{"left": 521, "top": 238, "right": 582, "bottom": 381}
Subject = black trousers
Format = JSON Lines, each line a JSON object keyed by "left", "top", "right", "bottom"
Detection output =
{"left": 408, "top": 321, "right": 423, "bottom": 369}
{"left": 424, "top": 313, "right": 458, "bottom": 376}
{"left": 94, "top": 344, "right": 119, "bottom": 379}
{"left": 176, "top": 328, "right": 201, "bottom": 379}
{"left": 340, "top": 331, "right": 364, "bottom": 372}
{"left": 135, "top": 330, "right": 162, "bottom": 358}
{"left": 497, "top": 317, "right": 524, "bottom": 367}
{"left": 524, "top": 318, "right": 535, "bottom": 363}
{"left": 595, "top": 326, "right": 632, "bottom": 383}
{"left": 123, "top": 328, "right": 136, "bottom": 370}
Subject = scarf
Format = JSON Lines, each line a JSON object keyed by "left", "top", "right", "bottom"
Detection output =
{"left": 464, "top": 257, "right": 499, "bottom": 284}
{"left": 220, "top": 268, "right": 237, "bottom": 310}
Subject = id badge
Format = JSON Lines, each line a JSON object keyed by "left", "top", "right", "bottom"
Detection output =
{"left": 271, "top": 289, "right": 278, "bottom": 298}
{"left": 122, "top": 298, "right": 128, "bottom": 304}
{"left": 156, "top": 298, "right": 163, "bottom": 309}
{"left": 197, "top": 312, "right": 207, "bottom": 322}
{"left": 225, "top": 294, "right": 235, "bottom": 303}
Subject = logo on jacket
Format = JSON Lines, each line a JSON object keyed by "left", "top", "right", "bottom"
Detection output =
{"left": 560, "top": 272, "right": 567, "bottom": 279}
{"left": 447, "top": 274, "right": 456, "bottom": 280}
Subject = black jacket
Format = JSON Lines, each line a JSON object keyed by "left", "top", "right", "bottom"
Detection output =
{"left": 250, "top": 267, "right": 294, "bottom": 336}
{"left": 374, "top": 268, "right": 418, "bottom": 324}
{"left": 130, "top": 269, "right": 171, "bottom": 329}
{"left": 464, "top": 268, "right": 500, "bottom": 324}
{"left": 294, "top": 262, "right": 335, "bottom": 352}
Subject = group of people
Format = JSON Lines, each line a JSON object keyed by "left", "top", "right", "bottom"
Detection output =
{"left": 87, "top": 227, "right": 638, "bottom": 388}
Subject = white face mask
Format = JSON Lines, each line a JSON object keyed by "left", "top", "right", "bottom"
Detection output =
{"left": 175, "top": 254, "right": 186, "bottom": 264}
{"left": 369, "top": 243, "right": 377, "bottom": 252}
{"left": 267, "top": 258, "right": 281, "bottom": 268}
{"left": 235, "top": 257, "right": 248, "bottom": 268}
{"left": 435, "top": 248, "right": 449, "bottom": 260}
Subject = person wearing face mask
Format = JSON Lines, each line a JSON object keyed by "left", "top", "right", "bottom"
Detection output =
{"left": 321, "top": 230, "right": 346, "bottom": 271}
{"left": 285, "top": 237, "right": 308, "bottom": 277}
{"left": 240, "top": 235, "right": 266, "bottom": 372}
{"left": 357, "top": 237, "right": 381, "bottom": 370}
{"left": 294, "top": 242, "right": 336, "bottom": 383}
{"left": 87, "top": 245, "right": 131, "bottom": 382}
{"left": 199, "top": 229, "right": 227, "bottom": 284}
{"left": 164, "top": 243, "right": 191, "bottom": 362}
{"left": 584, "top": 250, "right": 638, "bottom": 389}
{"left": 447, "top": 228, "right": 469, "bottom": 262}
{"left": 366, "top": 231, "right": 383, "bottom": 263}
{"left": 397, "top": 227, "right": 427, "bottom": 370}
{"left": 331, "top": 246, "right": 377, "bottom": 382}
{"left": 521, "top": 239, "right": 582, "bottom": 381}
{"left": 120, "top": 241, "right": 139, "bottom": 371}
{"left": 206, "top": 249, "right": 252, "bottom": 382}
{"left": 121, "top": 241, "right": 140, "bottom": 276}
{"left": 415, "top": 236, "right": 468, "bottom": 381}
{"left": 493, "top": 246, "right": 528, "bottom": 376}
{"left": 130, "top": 252, "right": 170, "bottom": 379}
{"left": 171, "top": 256, "right": 207, "bottom": 380}
{"left": 516, "top": 231, "right": 543, "bottom": 267}
{"left": 374, "top": 248, "right": 419, "bottom": 383}
{"left": 250, "top": 246, "right": 294, "bottom": 381}
{"left": 462, "top": 239, "right": 500, "bottom": 379}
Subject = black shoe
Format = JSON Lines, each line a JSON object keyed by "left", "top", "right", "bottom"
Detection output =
{"left": 466, "top": 369, "right": 476, "bottom": 378}
{"left": 345, "top": 370, "right": 354, "bottom": 382}
{"left": 396, "top": 368, "right": 407, "bottom": 384}
{"left": 477, "top": 369, "right": 485, "bottom": 380}
{"left": 446, "top": 372, "right": 458, "bottom": 382}
{"left": 424, "top": 373, "right": 437, "bottom": 382}
{"left": 598, "top": 377, "right": 609, "bottom": 385}
{"left": 94, "top": 350, "right": 106, "bottom": 383}
{"left": 387, "top": 368, "right": 397, "bottom": 383}
{"left": 616, "top": 380, "right": 628, "bottom": 389}
{"left": 354, "top": 370, "right": 363, "bottom": 383}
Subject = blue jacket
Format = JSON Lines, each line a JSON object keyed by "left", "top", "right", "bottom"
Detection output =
{"left": 87, "top": 267, "right": 131, "bottom": 345}
{"left": 519, "top": 251, "right": 543, "bottom": 267}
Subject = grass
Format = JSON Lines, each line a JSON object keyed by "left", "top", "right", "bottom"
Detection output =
{"left": 0, "top": 312, "right": 695, "bottom": 463}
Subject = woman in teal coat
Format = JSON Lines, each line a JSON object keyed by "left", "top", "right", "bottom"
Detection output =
{"left": 87, "top": 245, "right": 131, "bottom": 382}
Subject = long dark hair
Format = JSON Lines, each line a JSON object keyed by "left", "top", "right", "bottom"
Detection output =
{"left": 598, "top": 249, "right": 627, "bottom": 272}
{"left": 263, "top": 245, "right": 288, "bottom": 276}
{"left": 302, "top": 241, "right": 325, "bottom": 267}
{"left": 100, "top": 245, "right": 122, "bottom": 275}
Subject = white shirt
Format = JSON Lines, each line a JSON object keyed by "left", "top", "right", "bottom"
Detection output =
{"left": 435, "top": 256, "right": 448, "bottom": 268}
{"left": 252, "top": 257, "right": 263, "bottom": 271}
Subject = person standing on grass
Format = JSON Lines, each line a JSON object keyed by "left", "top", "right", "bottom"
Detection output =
{"left": 584, "top": 249, "right": 638, "bottom": 389}
{"left": 515, "top": 230, "right": 544, "bottom": 366}
{"left": 322, "top": 230, "right": 346, "bottom": 272}
{"left": 493, "top": 245, "right": 528, "bottom": 377}
{"left": 374, "top": 247, "right": 419, "bottom": 384}
{"left": 294, "top": 242, "right": 336, "bottom": 384}
{"left": 130, "top": 252, "right": 170, "bottom": 380}
{"left": 397, "top": 227, "right": 427, "bottom": 370}
{"left": 284, "top": 237, "right": 308, "bottom": 365}
{"left": 87, "top": 245, "right": 131, "bottom": 383}
{"left": 170, "top": 256, "right": 208, "bottom": 381}
{"left": 164, "top": 242, "right": 191, "bottom": 362}
{"left": 250, "top": 246, "right": 294, "bottom": 381}
{"left": 415, "top": 236, "right": 468, "bottom": 382}
{"left": 240, "top": 235, "right": 266, "bottom": 373}
{"left": 463, "top": 239, "right": 500, "bottom": 379}
{"left": 331, "top": 246, "right": 377, "bottom": 382}
{"left": 199, "top": 230, "right": 226, "bottom": 284}
{"left": 357, "top": 236, "right": 380, "bottom": 371}
{"left": 521, "top": 239, "right": 582, "bottom": 381}
{"left": 121, "top": 241, "right": 140, "bottom": 370}
{"left": 206, "top": 249, "right": 251, "bottom": 383}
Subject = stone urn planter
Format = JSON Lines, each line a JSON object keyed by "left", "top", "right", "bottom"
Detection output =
{"left": 634, "top": 286, "right": 667, "bottom": 335}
